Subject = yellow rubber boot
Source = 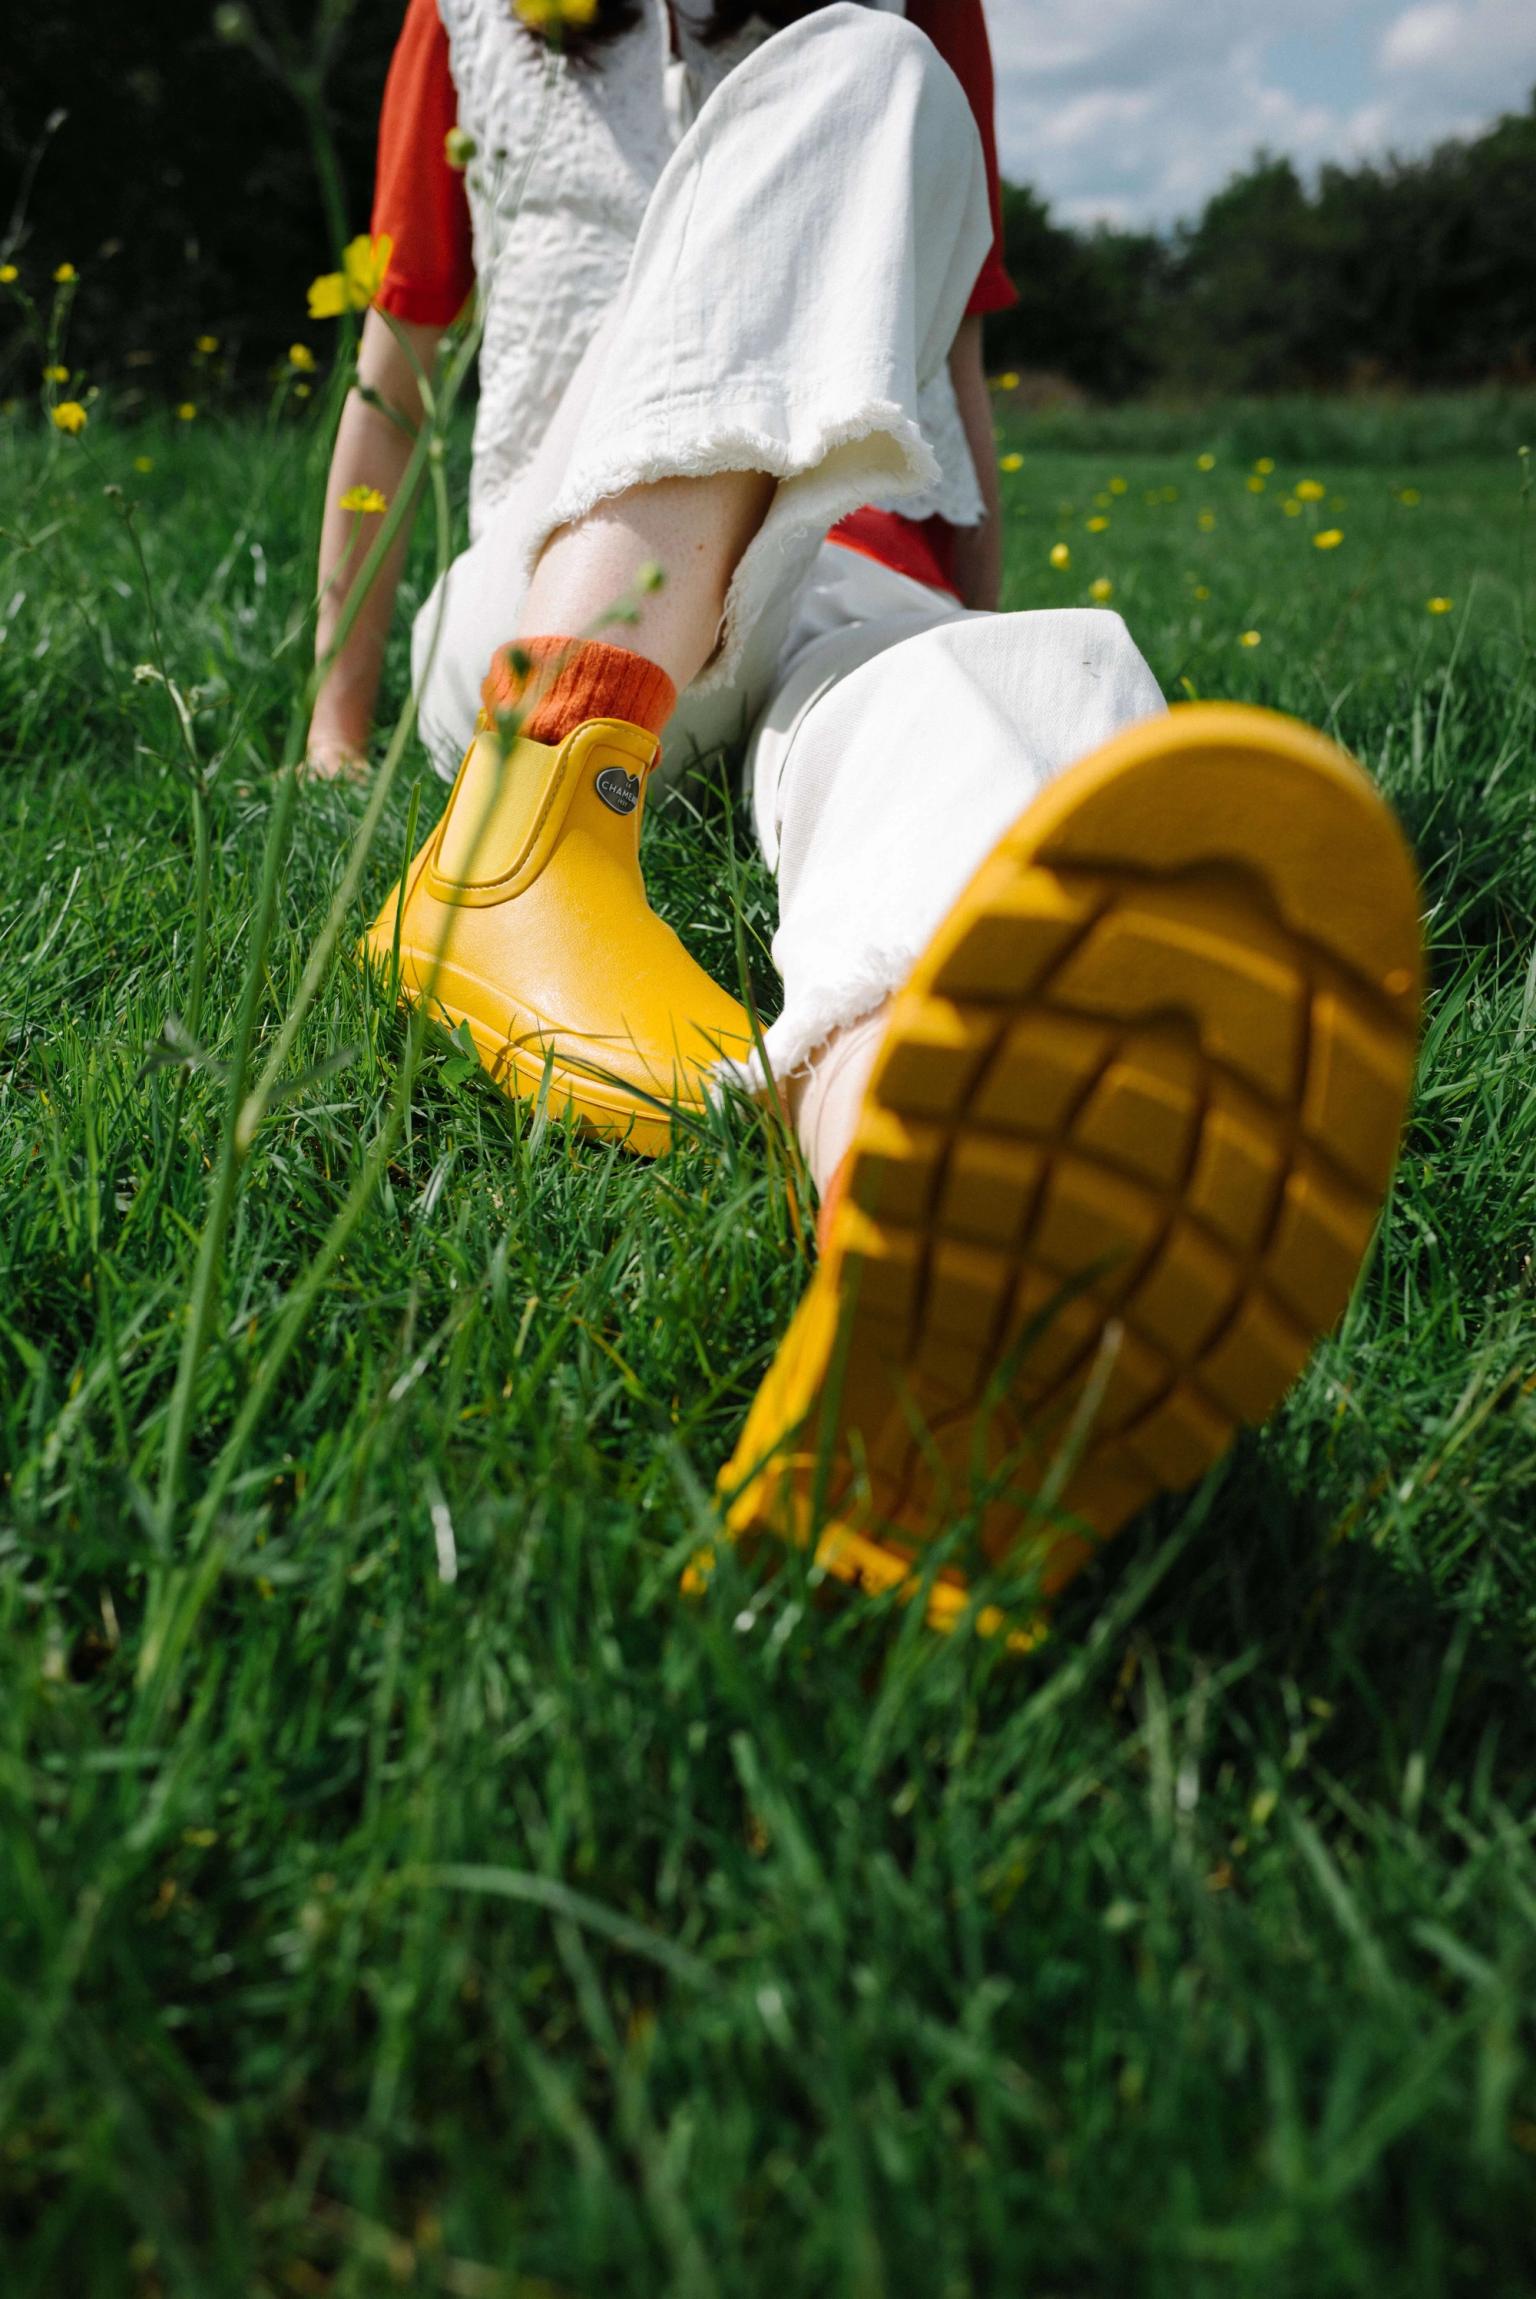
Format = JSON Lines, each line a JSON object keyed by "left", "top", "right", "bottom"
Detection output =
{"left": 710, "top": 703, "right": 1424, "bottom": 1642}
{"left": 362, "top": 717, "right": 753, "bottom": 1154}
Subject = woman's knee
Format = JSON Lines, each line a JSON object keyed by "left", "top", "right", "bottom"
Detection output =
{"left": 759, "top": 4, "right": 955, "bottom": 113}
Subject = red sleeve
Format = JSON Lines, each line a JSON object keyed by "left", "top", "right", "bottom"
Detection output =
{"left": 906, "top": 0, "right": 1017, "bottom": 316}
{"left": 370, "top": 0, "right": 476, "bottom": 328}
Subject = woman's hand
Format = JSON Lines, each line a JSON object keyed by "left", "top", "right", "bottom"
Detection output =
{"left": 301, "top": 716, "right": 371, "bottom": 784}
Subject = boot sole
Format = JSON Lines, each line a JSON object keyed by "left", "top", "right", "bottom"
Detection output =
{"left": 368, "top": 940, "right": 693, "bottom": 1159}
{"left": 710, "top": 704, "right": 1423, "bottom": 1641}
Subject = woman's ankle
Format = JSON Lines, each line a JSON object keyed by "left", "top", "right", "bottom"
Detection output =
{"left": 788, "top": 1001, "right": 892, "bottom": 1203}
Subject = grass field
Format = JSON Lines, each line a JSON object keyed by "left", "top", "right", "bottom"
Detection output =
{"left": 2, "top": 389, "right": 1535, "bottom": 2296}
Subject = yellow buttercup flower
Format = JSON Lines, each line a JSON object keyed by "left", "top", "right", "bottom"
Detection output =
{"left": 999, "top": 451, "right": 1023, "bottom": 473}
{"left": 1109, "top": 476, "right": 1128, "bottom": 495}
{"left": 307, "top": 232, "right": 395, "bottom": 320}
{"left": 43, "top": 363, "right": 68, "bottom": 382}
{"left": 1247, "top": 475, "right": 1266, "bottom": 494}
{"left": 1050, "top": 543, "right": 1071, "bottom": 570}
{"left": 994, "top": 370, "right": 1021, "bottom": 391}
{"left": 1313, "top": 528, "right": 1344, "bottom": 551}
{"left": 339, "top": 484, "right": 389, "bottom": 513}
{"left": 1254, "top": 458, "right": 1275, "bottom": 476}
{"left": 0, "top": 263, "right": 17, "bottom": 284}
{"left": 1196, "top": 452, "right": 1215, "bottom": 472}
{"left": 1089, "top": 577, "right": 1114, "bottom": 603}
{"left": 288, "top": 342, "right": 316, "bottom": 371}
{"left": 134, "top": 455, "right": 154, "bottom": 473}
{"left": 1086, "top": 515, "right": 1110, "bottom": 533}
{"left": 514, "top": 0, "right": 599, "bottom": 27}
{"left": 196, "top": 333, "right": 219, "bottom": 354}
{"left": 54, "top": 262, "right": 77, "bottom": 283}
{"left": 1427, "top": 596, "right": 1453, "bottom": 615}
{"left": 176, "top": 401, "right": 198, "bottom": 422}
{"left": 50, "top": 400, "right": 87, "bottom": 434}
{"left": 1239, "top": 629, "right": 1262, "bottom": 648}
{"left": 1296, "top": 479, "right": 1326, "bottom": 502}
{"left": 1282, "top": 498, "right": 1302, "bottom": 517}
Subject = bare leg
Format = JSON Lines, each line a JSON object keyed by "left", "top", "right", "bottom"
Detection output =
{"left": 521, "top": 470, "right": 777, "bottom": 694}
{"left": 524, "top": 466, "right": 899, "bottom": 1204}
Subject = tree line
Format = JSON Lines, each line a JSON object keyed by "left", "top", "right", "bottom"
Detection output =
{"left": 1, "top": 1, "right": 1531, "bottom": 407}
{"left": 988, "top": 93, "right": 1536, "bottom": 398}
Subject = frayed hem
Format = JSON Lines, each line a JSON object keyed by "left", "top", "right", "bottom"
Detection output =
{"left": 521, "top": 398, "right": 945, "bottom": 699}
{"left": 713, "top": 942, "right": 924, "bottom": 1098}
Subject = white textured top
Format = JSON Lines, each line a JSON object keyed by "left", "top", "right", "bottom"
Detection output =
{"left": 436, "top": 0, "right": 979, "bottom": 541}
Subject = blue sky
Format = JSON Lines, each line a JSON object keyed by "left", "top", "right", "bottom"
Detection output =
{"left": 985, "top": 0, "right": 1536, "bottom": 225}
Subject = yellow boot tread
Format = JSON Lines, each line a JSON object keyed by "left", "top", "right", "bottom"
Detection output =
{"left": 715, "top": 704, "right": 1423, "bottom": 1639}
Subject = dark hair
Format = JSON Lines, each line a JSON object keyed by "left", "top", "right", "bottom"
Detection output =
{"left": 530, "top": 2, "right": 841, "bottom": 65}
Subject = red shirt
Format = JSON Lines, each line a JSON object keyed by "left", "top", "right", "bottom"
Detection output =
{"left": 372, "top": 0, "right": 1016, "bottom": 597}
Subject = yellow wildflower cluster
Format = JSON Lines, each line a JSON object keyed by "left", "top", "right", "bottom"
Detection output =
{"left": 514, "top": 0, "right": 599, "bottom": 27}
{"left": 307, "top": 233, "right": 395, "bottom": 321}
{"left": 50, "top": 401, "right": 87, "bottom": 435}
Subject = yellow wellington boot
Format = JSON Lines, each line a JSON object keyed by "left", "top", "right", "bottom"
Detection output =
{"left": 362, "top": 717, "right": 754, "bottom": 1155}
{"left": 710, "top": 703, "right": 1424, "bottom": 1643}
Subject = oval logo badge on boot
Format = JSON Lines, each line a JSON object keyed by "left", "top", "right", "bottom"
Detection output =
{"left": 595, "top": 766, "right": 642, "bottom": 816}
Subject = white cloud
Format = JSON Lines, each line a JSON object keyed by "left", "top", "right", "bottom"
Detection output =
{"left": 1380, "top": 0, "right": 1536, "bottom": 79}
{"left": 1379, "top": 6, "right": 1462, "bottom": 72}
{"left": 985, "top": 0, "right": 1536, "bottom": 227}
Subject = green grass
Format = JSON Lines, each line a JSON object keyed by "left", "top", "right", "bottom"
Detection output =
{"left": 2, "top": 392, "right": 1535, "bottom": 2297}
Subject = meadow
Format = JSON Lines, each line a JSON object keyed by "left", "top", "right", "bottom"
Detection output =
{"left": 2, "top": 386, "right": 1535, "bottom": 2295}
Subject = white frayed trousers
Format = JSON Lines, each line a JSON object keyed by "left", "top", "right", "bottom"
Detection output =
{"left": 413, "top": 3, "right": 1167, "bottom": 1083}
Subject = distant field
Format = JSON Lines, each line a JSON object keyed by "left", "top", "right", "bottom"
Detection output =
{"left": 991, "top": 384, "right": 1536, "bottom": 468}
{"left": 1, "top": 394, "right": 1534, "bottom": 2295}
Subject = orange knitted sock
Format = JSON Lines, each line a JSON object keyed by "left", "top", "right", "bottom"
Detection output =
{"left": 481, "top": 636, "right": 677, "bottom": 746}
